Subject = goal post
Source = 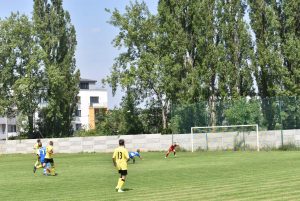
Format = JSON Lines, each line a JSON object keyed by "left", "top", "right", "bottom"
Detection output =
{"left": 191, "top": 124, "right": 259, "bottom": 152}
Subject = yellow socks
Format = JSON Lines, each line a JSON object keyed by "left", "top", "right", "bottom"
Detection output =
{"left": 34, "top": 160, "right": 40, "bottom": 167}
{"left": 117, "top": 178, "right": 125, "bottom": 189}
{"left": 50, "top": 166, "right": 56, "bottom": 176}
{"left": 36, "top": 164, "right": 43, "bottom": 169}
{"left": 117, "top": 178, "right": 122, "bottom": 189}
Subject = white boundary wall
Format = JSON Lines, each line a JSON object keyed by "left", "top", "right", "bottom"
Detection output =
{"left": 191, "top": 125, "right": 259, "bottom": 152}
{"left": 0, "top": 129, "right": 300, "bottom": 154}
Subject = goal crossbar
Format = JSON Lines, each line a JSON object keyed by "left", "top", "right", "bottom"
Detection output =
{"left": 191, "top": 124, "right": 259, "bottom": 152}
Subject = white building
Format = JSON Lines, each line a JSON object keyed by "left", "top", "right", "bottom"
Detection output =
{"left": 0, "top": 78, "right": 108, "bottom": 139}
{"left": 72, "top": 78, "right": 108, "bottom": 131}
{"left": 0, "top": 117, "right": 17, "bottom": 140}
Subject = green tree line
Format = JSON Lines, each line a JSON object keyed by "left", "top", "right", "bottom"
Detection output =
{"left": 1, "top": 0, "right": 299, "bottom": 137}
{"left": 102, "top": 0, "right": 299, "bottom": 134}
{"left": 0, "top": 0, "right": 80, "bottom": 138}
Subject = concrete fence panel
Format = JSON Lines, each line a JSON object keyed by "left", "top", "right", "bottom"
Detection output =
{"left": 1, "top": 129, "right": 300, "bottom": 154}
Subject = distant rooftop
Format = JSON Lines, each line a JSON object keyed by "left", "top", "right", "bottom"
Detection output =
{"left": 79, "top": 78, "right": 106, "bottom": 91}
{"left": 80, "top": 78, "right": 97, "bottom": 83}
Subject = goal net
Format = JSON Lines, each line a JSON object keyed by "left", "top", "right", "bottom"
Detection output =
{"left": 191, "top": 124, "right": 259, "bottom": 152}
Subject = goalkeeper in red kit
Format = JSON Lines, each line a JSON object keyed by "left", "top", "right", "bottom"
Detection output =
{"left": 165, "top": 142, "right": 179, "bottom": 158}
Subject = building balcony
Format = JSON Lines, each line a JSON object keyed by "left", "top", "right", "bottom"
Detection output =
{"left": 0, "top": 132, "right": 18, "bottom": 140}
{"left": 90, "top": 102, "right": 108, "bottom": 108}
{"left": 73, "top": 117, "right": 81, "bottom": 122}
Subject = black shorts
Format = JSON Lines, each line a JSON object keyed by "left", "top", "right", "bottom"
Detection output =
{"left": 118, "top": 170, "right": 128, "bottom": 176}
{"left": 44, "top": 158, "right": 54, "bottom": 164}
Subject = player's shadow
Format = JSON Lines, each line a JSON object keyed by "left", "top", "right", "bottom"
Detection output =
{"left": 123, "top": 188, "right": 133, "bottom": 192}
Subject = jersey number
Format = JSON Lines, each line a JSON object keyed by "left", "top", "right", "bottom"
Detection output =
{"left": 118, "top": 152, "right": 123, "bottom": 159}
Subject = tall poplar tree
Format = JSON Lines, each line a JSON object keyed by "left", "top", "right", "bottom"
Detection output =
{"left": 0, "top": 17, "right": 16, "bottom": 116}
{"left": 179, "top": 0, "right": 225, "bottom": 126}
{"left": 248, "top": 0, "right": 284, "bottom": 129}
{"left": 274, "top": 0, "right": 300, "bottom": 129}
{"left": 276, "top": 0, "right": 300, "bottom": 95}
{"left": 0, "top": 13, "right": 44, "bottom": 137}
{"left": 219, "top": 0, "right": 255, "bottom": 98}
{"left": 156, "top": 0, "right": 195, "bottom": 128}
{"left": 33, "top": 0, "right": 80, "bottom": 137}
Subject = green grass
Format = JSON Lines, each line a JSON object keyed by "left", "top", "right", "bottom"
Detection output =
{"left": 1, "top": 151, "right": 300, "bottom": 201}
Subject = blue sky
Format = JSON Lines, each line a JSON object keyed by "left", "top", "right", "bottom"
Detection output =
{"left": 0, "top": 0, "right": 157, "bottom": 108}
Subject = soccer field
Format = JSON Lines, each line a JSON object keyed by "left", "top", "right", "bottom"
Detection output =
{"left": 1, "top": 151, "right": 300, "bottom": 201}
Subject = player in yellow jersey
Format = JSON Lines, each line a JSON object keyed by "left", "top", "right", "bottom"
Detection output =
{"left": 33, "top": 139, "right": 41, "bottom": 152}
{"left": 33, "top": 139, "right": 41, "bottom": 173}
{"left": 112, "top": 139, "right": 129, "bottom": 193}
{"left": 44, "top": 141, "right": 56, "bottom": 176}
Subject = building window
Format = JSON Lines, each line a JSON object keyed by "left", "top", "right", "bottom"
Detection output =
{"left": 38, "top": 97, "right": 46, "bottom": 104}
{"left": 1, "top": 124, "right": 5, "bottom": 134}
{"left": 90, "top": 96, "right": 99, "bottom": 105}
{"left": 76, "top": 96, "right": 81, "bottom": 104}
{"left": 80, "top": 82, "right": 89, "bottom": 89}
{"left": 75, "top": 110, "right": 81, "bottom": 117}
{"left": 76, "top": 124, "right": 82, "bottom": 131}
{"left": 8, "top": 125, "right": 16, "bottom": 133}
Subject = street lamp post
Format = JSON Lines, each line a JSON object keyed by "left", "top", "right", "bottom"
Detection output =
{"left": 279, "top": 99, "right": 283, "bottom": 148}
{"left": 5, "top": 115, "right": 8, "bottom": 141}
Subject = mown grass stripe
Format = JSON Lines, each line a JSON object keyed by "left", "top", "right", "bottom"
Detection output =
{"left": 108, "top": 178, "right": 300, "bottom": 201}
{"left": 127, "top": 175, "right": 300, "bottom": 198}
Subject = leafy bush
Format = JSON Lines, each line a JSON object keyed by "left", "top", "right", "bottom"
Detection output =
{"left": 175, "top": 146, "right": 188, "bottom": 152}
{"left": 225, "top": 98, "right": 262, "bottom": 125}
{"left": 73, "top": 129, "right": 101, "bottom": 137}
{"left": 278, "top": 142, "right": 300, "bottom": 151}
